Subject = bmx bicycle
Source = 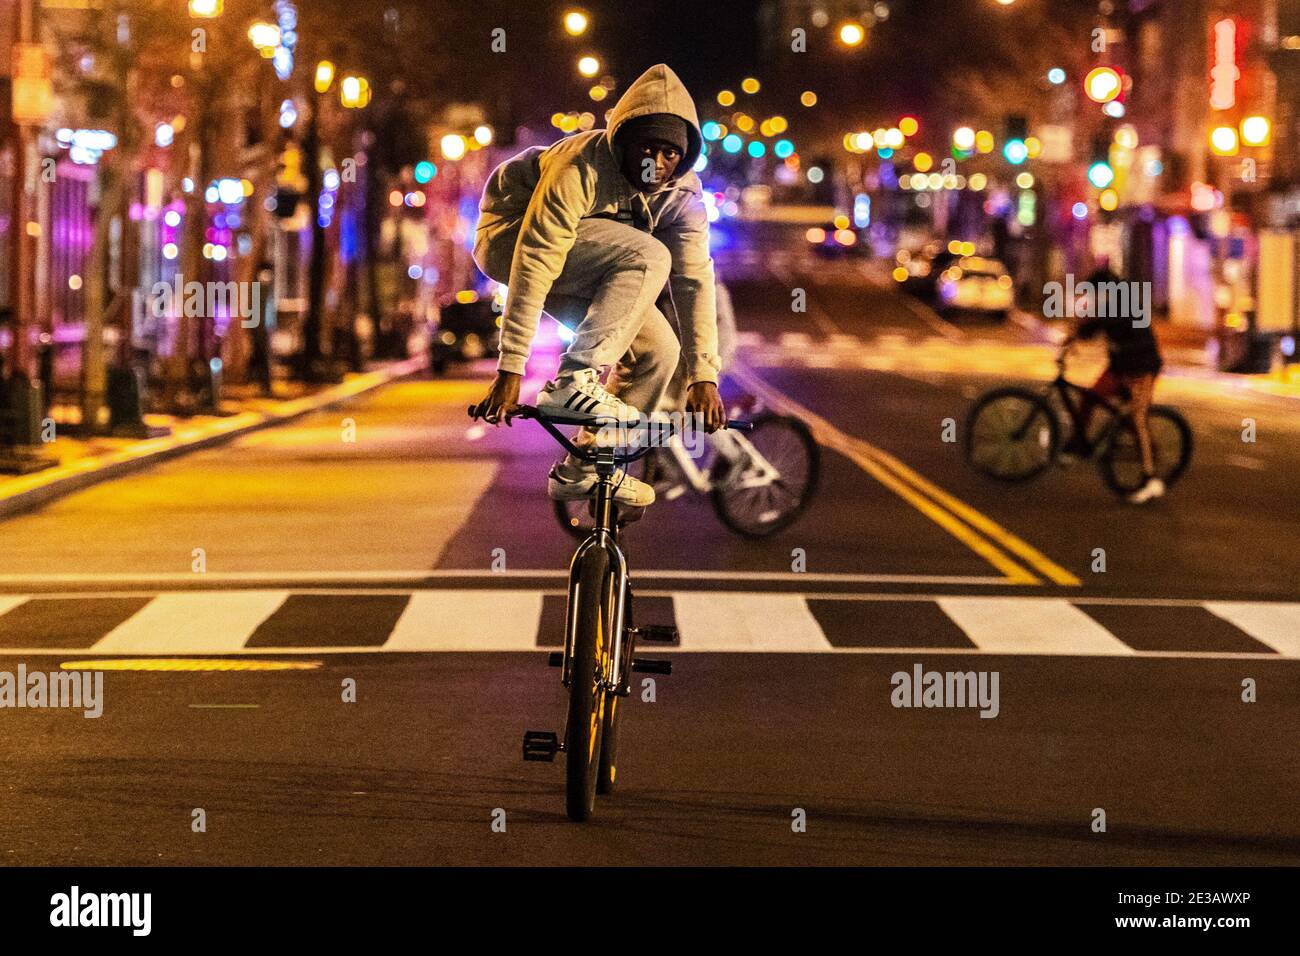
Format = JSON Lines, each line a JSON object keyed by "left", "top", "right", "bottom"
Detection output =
{"left": 470, "top": 403, "right": 752, "bottom": 821}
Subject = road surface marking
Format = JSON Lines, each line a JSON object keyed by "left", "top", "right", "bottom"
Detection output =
{"left": 386, "top": 590, "right": 543, "bottom": 650}
{"left": 672, "top": 593, "right": 831, "bottom": 651}
{"left": 1225, "top": 454, "right": 1268, "bottom": 471}
{"left": 92, "top": 591, "right": 288, "bottom": 653}
{"left": 731, "top": 365, "right": 1079, "bottom": 585}
{"left": 0, "top": 570, "right": 1013, "bottom": 587}
{"left": 1204, "top": 602, "right": 1300, "bottom": 657}
{"left": 0, "top": 595, "right": 28, "bottom": 616}
{"left": 0, "top": 592, "right": 1293, "bottom": 659}
{"left": 937, "top": 597, "right": 1134, "bottom": 655}
{"left": 59, "top": 659, "right": 321, "bottom": 671}
{"left": 188, "top": 704, "right": 261, "bottom": 708}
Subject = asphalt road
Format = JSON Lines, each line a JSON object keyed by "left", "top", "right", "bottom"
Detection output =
{"left": 1, "top": 226, "right": 1297, "bottom": 865}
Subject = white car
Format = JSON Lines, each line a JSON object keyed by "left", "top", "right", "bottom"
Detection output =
{"left": 936, "top": 256, "right": 1015, "bottom": 319}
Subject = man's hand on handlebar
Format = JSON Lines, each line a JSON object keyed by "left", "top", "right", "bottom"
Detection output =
{"left": 685, "top": 381, "right": 726, "bottom": 433}
{"left": 471, "top": 370, "right": 522, "bottom": 425}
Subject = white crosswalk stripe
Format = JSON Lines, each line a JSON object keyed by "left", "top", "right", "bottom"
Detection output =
{"left": 0, "top": 591, "right": 1292, "bottom": 659}
{"left": 93, "top": 591, "right": 288, "bottom": 654}
{"left": 672, "top": 593, "right": 831, "bottom": 651}
{"left": 386, "top": 590, "right": 543, "bottom": 651}
{"left": 1204, "top": 602, "right": 1300, "bottom": 657}
{"left": 937, "top": 597, "right": 1135, "bottom": 656}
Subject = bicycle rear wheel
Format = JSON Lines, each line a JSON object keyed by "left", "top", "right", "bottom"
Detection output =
{"left": 964, "top": 388, "right": 1059, "bottom": 482}
{"left": 711, "top": 414, "right": 820, "bottom": 539}
{"left": 565, "top": 548, "right": 615, "bottom": 821}
{"left": 554, "top": 455, "right": 657, "bottom": 540}
{"left": 1098, "top": 405, "right": 1193, "bottom": 495}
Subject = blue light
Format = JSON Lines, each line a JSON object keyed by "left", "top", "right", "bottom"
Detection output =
{"left": 1003, "top": 139, "right": 1028, "bottom": 164}
{"left": 774, "top": 139, "right": 794, "bottom": 158}
{"left": 722, "top": 134, "right": 742, "bottom": 154}
{"left": 702, "top": 121, "right": 722, "bottom": 141}
{"left": 1048, "top": 68, "right": 1066, "bottom": 85}
{"left": 747, "top": 140, "right": 766, "bottom": 158}
{"left": 693, "top": 153, "right": 708, "bottom": 172}
{"left": 853, "top": 193, "right": 871, "bottom": 228}
{"left": 1071, "top": 201, "right": 1089, "bottom": 220}
{"left": 414, "top": 161, "right": 436, "bottom": 184}
{"left": 877, "top": 147, "right": 894, "bottom": 159}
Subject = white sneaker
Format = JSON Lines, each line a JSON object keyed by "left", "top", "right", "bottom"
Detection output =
{"left": 536, "top": 369, "right": 641, "bottom": 424}
{"left": 1127, "top": 477, "right": 1165, "bottom": 504}
{"left": 547, "top": 459, "right": 655, "bottom": 507}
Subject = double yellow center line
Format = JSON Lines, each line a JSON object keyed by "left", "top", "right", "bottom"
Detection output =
{"left": 730, "top": 366, "right": 1079, "bottom": 587}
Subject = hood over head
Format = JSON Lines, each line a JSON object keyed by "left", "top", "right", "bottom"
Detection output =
{"left": 605, "top": 64, "right": 703, "bottom": 182}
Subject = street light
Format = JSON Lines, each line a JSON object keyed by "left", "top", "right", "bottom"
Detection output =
{"left": 441, "top": 133, "right": 467, "bottom": 161}
{"left": 953, "top": 126, "right": 976, "bottom": 151}
{"left": 339, "top": 75, "right": 371, "bottom": 109}
{"left": 563, "top": 10, "right": 589, "bottom": 36}
{"left": 314, "top": 60, "right": 335, "bottom": 94}
{"left": 577, "top": 55, "right": 600, "bottom": 78}
{"left": 838, "top": 22, "right": 865, "bottom": 46}
{"left": 1209, "top": 125, "right": 1239, "bottom": 155}
{"left": 741, "top": 77, "right": 760, "bottom": 94}
{"left": 248, "top": 22, "right": 281, "bottom": 56}
{"left": 1083, "top": 66, "right": 1122, "bottom": 104}
{"left": 1240, "top": 115, "right": 1270, "bottom": 147}
{"left": 188, "top": 0, "right": 223, "bottom": 17}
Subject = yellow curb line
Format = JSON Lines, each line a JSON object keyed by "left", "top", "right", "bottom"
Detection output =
{"left": 731, "top": 364, "right": 1079, "bottom": 587}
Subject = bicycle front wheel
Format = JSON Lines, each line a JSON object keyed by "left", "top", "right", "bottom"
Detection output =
{"left": 711, "top": 414, "right": 820, "bottom": 539}
{"left": 565, "top": 548, "right": 615, "bottom": 821}
{"left": 964, "top": 388, "right": 1059, "bottom": 482}
{"left": 1098, "top": 405, "right": 1193, "bottom": 495}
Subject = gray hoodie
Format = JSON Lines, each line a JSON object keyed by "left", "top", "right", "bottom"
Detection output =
{"left": 474, "top": 64, "right": 720, "bottom": 385}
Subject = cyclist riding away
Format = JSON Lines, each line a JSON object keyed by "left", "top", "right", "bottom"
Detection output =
{"left": 469, "top": 63, "right": 726, "bottom": 508}
{"left": 1064, "top": 258, "right": 1166, "bottom": 504}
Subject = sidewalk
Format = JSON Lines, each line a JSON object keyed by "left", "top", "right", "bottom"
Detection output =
{"left": 0, "top": 355, "right": 426, "bottom": 519}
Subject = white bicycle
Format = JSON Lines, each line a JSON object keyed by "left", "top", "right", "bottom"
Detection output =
{"left": 555, "top": 399, "right": 820, "bottom": 540}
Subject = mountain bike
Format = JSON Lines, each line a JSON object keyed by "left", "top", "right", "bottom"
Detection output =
{"left": 470, "top": 403, "right": 751, "bottom": 821}
{"left": 554, "top": 403, "right": 819, "bottom": 540}
{"left": 963, "top": 344, "right": 1192, "bottom": 496}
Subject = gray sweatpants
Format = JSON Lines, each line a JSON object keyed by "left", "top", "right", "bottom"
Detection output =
{"left": 543, "top": 217, "right": 681, "bottom": 418}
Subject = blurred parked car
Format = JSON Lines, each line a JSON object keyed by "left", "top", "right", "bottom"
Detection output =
{"left": 935, "top": 255, "right": 1015, "bottom": 321}
{"left": 806, "top": 223, "right": 866, "bottom": 258}
{"left": 429, "top": 287, "right": 501, "bottom": 375}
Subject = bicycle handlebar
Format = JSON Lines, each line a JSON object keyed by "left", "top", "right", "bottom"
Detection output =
{"left": 467, "top": 403, "right": 753, "bottom": 464}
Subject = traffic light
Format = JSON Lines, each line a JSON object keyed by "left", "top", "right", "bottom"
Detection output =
{"left": 1088, "top": 133, "right": 1114, "bottom": 188}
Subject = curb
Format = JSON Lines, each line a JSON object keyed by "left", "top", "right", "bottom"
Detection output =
{"left": 0, "top": 355, "right": 427, "bottom": 521}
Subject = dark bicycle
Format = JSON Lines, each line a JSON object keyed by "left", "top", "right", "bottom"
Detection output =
{"left": 469, "top": 403, "right": 751, "bottom": 821}
{"left": 963, "top": 343, "right": 1192, "bottom": 496}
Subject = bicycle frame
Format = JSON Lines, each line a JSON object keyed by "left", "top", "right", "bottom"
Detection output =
{"left": 1040, "top": 362, "right": 1129, "bottom": 455}
{"left": 656, "top": 430, "right": 782, "bottom": 496}
{"left": 562, "top": 449, "right": 632, "bottom": 696}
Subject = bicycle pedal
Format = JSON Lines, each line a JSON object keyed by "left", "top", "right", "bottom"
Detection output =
{"left": 632, "top": 625, "right": 678, "bottom": 644}
{"left": 663, "top": 485, "right": 687, "bottom": 502}
{"left": 631, "top": 657, "right": 672, "bottom": 675}
{"left": 547, "top": 651, "right": 563, "bottom": 667}
{"left": 522, "top": 730, "right": 559, "bottom": 762}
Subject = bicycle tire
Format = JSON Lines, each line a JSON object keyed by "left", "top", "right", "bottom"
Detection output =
{"left": 565, "top": 548, "right": 613, "bottom": 821}
{"left": 711, "top": 413, "right": 820, "bottom": 539}
{"left": 1098, "top": 405, "right": 1193, "bottom": 495}
{"left": 597, "top": 578, "right": 631, "bottom": 795}
{"left": 964, "top": 387, "right": 1059, "bottom": 482}
{"left": 553, "top": 455, "right": 656, "bottom": 541}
